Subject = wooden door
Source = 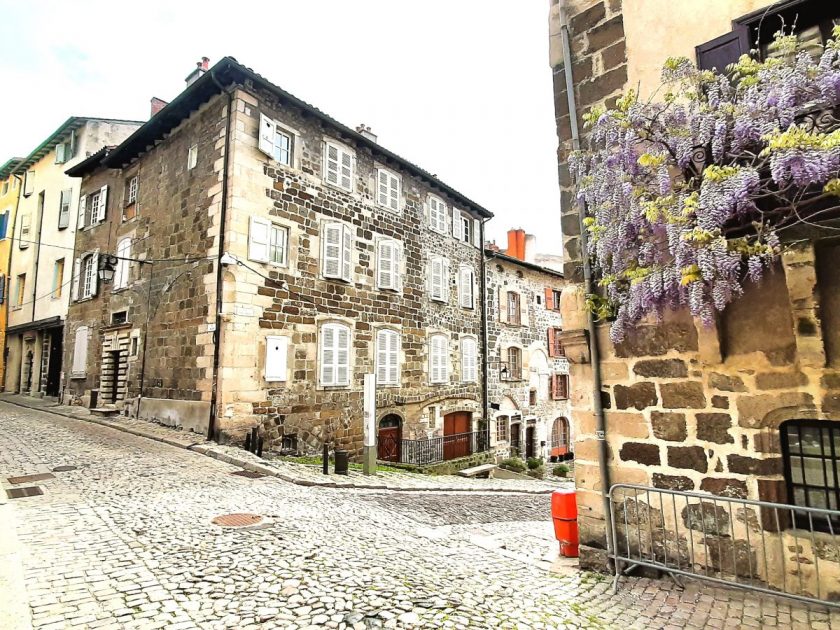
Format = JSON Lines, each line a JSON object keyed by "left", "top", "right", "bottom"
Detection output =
{"left": 525, "top": 426, "right": 536, "bottom": 459}
{"left": 443, "top": 412, "right": 471, "bottom": 460}
{"left": 377, "top": 415, "right": 401, "bottom": 462}
{"left": 510, "top": 422, "right": 521, "bottom": 455}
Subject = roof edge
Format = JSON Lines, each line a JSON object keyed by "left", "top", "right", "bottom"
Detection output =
{"left": 485, "top": 249, "right": 565, "bottom": 278}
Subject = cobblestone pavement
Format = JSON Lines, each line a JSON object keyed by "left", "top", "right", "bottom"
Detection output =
{"left": 1, "top": 402, "right": 838, "bottom": 630}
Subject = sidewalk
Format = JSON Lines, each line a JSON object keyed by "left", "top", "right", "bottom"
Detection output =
{"left": 0, "top": 394, "right": 570, "bottom": 494}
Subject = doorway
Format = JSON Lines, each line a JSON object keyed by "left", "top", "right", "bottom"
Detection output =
{"left": 525, "top": 425, "right": 536, "bottom": 459}
{"left": 45, "top": 329, "right": 63, "bottom": 397}
{"left": 443, "top": 411, "right": 472, "bottom": 460}
{"left": 377, "top": 414, "right": 402, "bottom": 462}
{"left": 510, "top": 421, "right": 522, "bottom": 456}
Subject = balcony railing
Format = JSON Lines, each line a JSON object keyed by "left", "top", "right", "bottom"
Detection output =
{"left": 499, "top": 362, "right": 522, "bottom": 381}
{"left": 381, "top": 429, "right": 490, "bottom": 466}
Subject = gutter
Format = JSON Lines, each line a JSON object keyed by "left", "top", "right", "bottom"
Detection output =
{"left": 479, "top": 218, "right": 490, "bottom": 430}
{"left": 207, "top": 69, "right": 235, "bottom": 442}
{"left": 559, "top": 5, "right": 613, "bottom": 555}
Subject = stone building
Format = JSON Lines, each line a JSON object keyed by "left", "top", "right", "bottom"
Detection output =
{"left": 485, "top": 228, "right": 572, "bottom": 462}
{"left": 64, "top": 57, "right": 493, "bottom": 460}
{"left": 0, "top": 158, "right": 23, "bottom": 387}
{"left": 549, "top": 0, "right": 840, "bottom": 597}
{"left": 3, "top": 118, "right": 141, "bottom": 398}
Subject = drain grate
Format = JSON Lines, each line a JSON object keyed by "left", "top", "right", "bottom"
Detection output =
{"left": 6, "top": 486, "right": 44, "bottom": 499}
{"left": 230, "top": 470, "right": 266, "bottom": 479}
{"left": 211, "top": 513, "right": 263, "bottom": 528}
{"left": 7, "top": 473, "right": 55, "bottom": 485}
{"left": 51, "top": 465, "right": 78, "bottom": 472}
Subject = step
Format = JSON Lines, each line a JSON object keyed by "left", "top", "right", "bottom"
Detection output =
{"left": 456, "top": 463, "right": 497, "bottom": 478}
{"left": 90, "top": 407, "right": 119, "bottom": 417}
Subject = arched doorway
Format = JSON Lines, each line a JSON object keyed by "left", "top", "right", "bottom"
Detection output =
{"left": 551, "top": 417, "right": 570, "bottom": 460}
{"left": 377, "top": 414, "right": 402, "bottom": 462}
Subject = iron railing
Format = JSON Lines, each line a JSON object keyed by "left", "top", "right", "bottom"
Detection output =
{"left": 392, "top": 429, "right": 490, "bottom": 466}
{"left": 609, "top": 483, "right": 840, "bottom": 609}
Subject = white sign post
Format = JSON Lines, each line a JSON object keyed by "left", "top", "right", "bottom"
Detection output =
{"left": 363, "top": 373, "right": 376, "bottom": 475}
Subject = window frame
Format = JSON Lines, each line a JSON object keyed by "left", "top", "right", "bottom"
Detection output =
{"left": 428, "top": 194, "right": 447, "bottom": 234}
{"left": 458, "top": 265, "right": 475, "bottom": 309}
{"left": 375, "top": 328, "right": 401, "bottom": 387}
{"left": 460, "top": 336, "right": 477, "bottom": 383}
{"left": 71, "top": 326, "right": 89, "bottom": 378}
{"left": 321, "top": 221, "right": 352, "bottom": 282}
{"left": 428, "top": 255, "right": 449, "bottom": 302}
{"left": 323, "top": 140, "right": 355, "bottom": 192}
{"left": 376, "top": 167, "right": 401, "bottom": 212}
{"left": 15, "top": 273, "right": 25, "bottom": 308}
{"left": 58, "top": 189, "right": 72, "bottom": 230}
{"left": 507, "top": 291, "right": 521, "bottom": 325}
{"left": 319, "top": 322, "right": 352, "bottom": 387}
{"left": 125, "top": 175, "right": 138, "bottom": 206}
{"left": 78, "top": 253, "right": 98, "bottom": 300}
{"left": 496, "top": 415, "right": 509, "bottom": 443}
{"left": 429, "top": 333, "right": 449, "bottom": 384}
{"left": 187, "top": 144, "right": 198, "bottom": 170}
{"left": 376, "top": 238, "right": 401, "bottom": 291}
{"left": 52, "top": 258, "right": 64, "bottom": 299}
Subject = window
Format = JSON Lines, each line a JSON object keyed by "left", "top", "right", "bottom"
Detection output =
{"left": 507, "top": 291, "right": 521, "bottom": 325}
{"left": 265, "top": 335, "right": 288, "bottom": 382}
{"left": 502, "top": 347, "right": 522, "bottom": 381}
{"left": 551, "top": 374, "right": 570, "bottom": 400}
{"left": 52, "top": 259, "right": 64, "bottom": 298}
{"left": 74, "top": 253, "right": 98, "bottom": 301}
{"left": 319, "top": 323, "right": 351, "bottom": 386}
{"left": 376, "top": 329, "right": 400, "bottom": 386}
{"left": 19, "top": 214, "right": 30, "bottom": 249}
{"left": 458, "top": 266, "right": 475, "bottom": 308}
{"left": 428, "top": 195, "right": 447, "bottom": 234}
{"left": 79, "top": 185, "right": 108, "bottom": 228}
{"left": 321, "top": 222, "right": 352, "bottom": 281}
{"left": 23, "top": 170, "right": 34, "bottom": 196}
{"left": 249, "top": 217, "right": 289, "bottom": 267}
{"left": 376, "top": 168, "right": 400, "bottom": 211}
{"left": 544, "top": 287, "right": 562, "bottom": 311}
{"left": 113, "top": 238, "right": 131, "bottom": 290}
{"left": 111, "top": 311, "right": 127, "bottom": 325}
{"left": 429, "top": 334, "right": 448, "bottom": 384}
{"left": 376, "top": 239, "right": 401, "bottom": 290}
{"left": 496, "top": 415, "right": 509, "bottom": 442}
{"left": 1, "top": 181, "right": 7, "bottom": 195}
{"left": 71, "top": 326, "right": 89, "bottom": 378}
{"left": 258, "top": 114, "right": 295, "bottom": 167}
{"left": 0, "top": 210, "right": 9, "bottom": 238}
{"left": 58, "top": 189, "right": 71, "bottom": 229}
{"left": 55, "top": 141, "right": 71, "bottom": 164}
{"left": 130, "top": 335, "right": 140, "bottom": 358}
{"left": 187, "top": 144, "right": 198, "bottom": 170}
{"left": 462, "top": 216, "right": 471, "bottom": 244}
{"left": 461, "top": 337, "right": 477, "bottom": 383}
{"left": 552, "top": 417, "right": 570, "bottom": 450}
{"left": 428, "top": 255, "right": 449, "bottom": 302}
{"left": 323, "top": 141, "right": 354, "bottom": 191}
{"left": 529, "top": 389, "right": 537, "bottom": 406}
{"left": 548, "top": 327, "right": 565, "bottom": 357}
{"left": 781, "top": 420, "right": 840, "bottom": 532}
{"left": 15, "top": 273, "right": 25, "bottom": 307}
{"left": 125, "top": 176, "right": 138, "bottom": 205}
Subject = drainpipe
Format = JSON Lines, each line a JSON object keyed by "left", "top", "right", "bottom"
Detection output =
{"left": 559, "top": 6, "right": 613, "bottom": 555}
{"left": 479, "top": 218, "right": 489, "bottom": 433}
{"left": 207, "top": 69, "right": 234, "bottom": 442}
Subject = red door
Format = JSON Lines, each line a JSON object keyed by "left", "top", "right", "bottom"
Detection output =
{"left": 443, "top": 412, "right": 472, "bottom": 460}
{"left": 377, "top": 415, "right": 402, "bottom": 462}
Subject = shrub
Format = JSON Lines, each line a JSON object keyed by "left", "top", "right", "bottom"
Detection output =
{"left": 553, "top": 463, "right": 571, "bottom": 477}
{"left": 527, "top": 466, "right": 545, "bottom": 480}
{"left": 526, "top": 456, "right": 544, "bottom": 470}
{"left": 499, "top": 457, "right": 526, "bottom": 473}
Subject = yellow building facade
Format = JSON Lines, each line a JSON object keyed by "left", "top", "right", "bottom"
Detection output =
{"left": 0, "top": 158, "right": 22, "bottom": 388}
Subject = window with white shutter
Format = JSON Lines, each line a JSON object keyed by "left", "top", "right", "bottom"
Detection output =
{"left": 461, "top": 337, "right": 477, "bottom": 383}
{"left": 452, "top": 207, "right": 463, "bottom": 240}
{"left": 458, "top": 266, "right": 475, "bottom": 309}
{"left": 79, "top": 253, "right": 98, "bottom": 299}
{"left": 376, "top": 168, "right": 400, "bottom": 211}
{"left": 71, "top": 326, "right": 89, "bottom": 378}
{"left": 377, "top": 239, "right": 401, "bottom": 290}
{"left": 265, "top": 335, "right": 288, "bottom": 382}
{"left": 319, "top": 323, "right": 351, "bottom": 386}
{"left": 113, "top": 238, "right": 131, "bottom": 290}
{"left": 376, "top": 329, "right": 400, "bottom": 386}
{"left": 58, "top": 189, "right": 72, "bottom": 229}
{"left": 322, "top": 222, "right": 353, "bottom": 281}
{"left": 95, "top": 185, "right": 108, "bottom": 223}
{"left": 472, "top": 218, "right": 481, "bottom": 247}
{"left": 429, "top": 255, "right": 450, "bottom": 302}
{"left": 19, "top": 214, "right": 30, "bottom": 249}
{"left": 77, "top": 194, "right": 87, "bottom": 229}
{"left": 429, "top": 334, "right": 449, "bottom": 384}
{"left": 324, "top": 141, "right": 354, "bottom": 191}
{"left": 249, "top": 216, "right": 270, "bottom": 263}
{"left": 187, "top": 144, "right": 198, "bottom": 170}
{"left": 428, "top": 195, "right": 447, "bottom": 233}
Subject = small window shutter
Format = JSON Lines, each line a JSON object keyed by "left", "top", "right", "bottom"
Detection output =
{"left": 258, "top": 113, "right": 276, "bottom": 157}
{"left": 520, "top": 294, "right": 530, "bottom": 326}
{"left": 265, "top": 335, "right": 288, "bottom": 382}
{"left": 377, "top": 170, "right": 389, "bottom": 207}
{"left": 441, "top": 258, "right": 450, "bottom": 301}
{"left": 340, "top": 149, "right": 353, "bottom": 190}
{"left": 249, "top": 217, "right": 270, "bottom": 262}
{"left": 547, "top": 328, "right": 556, "bottom": 358}
{"left": 388, "top": 172, "right": 399, "bottom": 211}
{"left": 459, "top": 267, "right": 473, "bottom": 308}
{"left": 325, "top": 144, "right": 340, "bottom": 186}
{"left": 69, "top": 129, "right": 76, "bottom": 158}
{"left": 55, "top": 143, "right": 66, "bottom": 164}
{"left": 71, "top": 257, "right": 81, "bottom": 300}
{"left": 336, "top": 325, "right": 350, "bottom": 385}
{"left": 0, "top": 212, "right": 6, "bottom": 239}
{"left": 77, "top": 194, "right": 87, "bottom": 229}
{"left": 72, "top": 327, "right": 89, "bottom": 376}
{"left": 322, "top": 222, "right": 342, "bottom": 278}
{"left": 696, "top": 25, "right": 750, "bottom": 72}
{"left": 58, "top": 189, "right": 71, "bottom": 229}
{"left": 472, "top": 218, "right": 481, "bottom": 247}
{"left": 376, "top": 330, "right": 389, "bottom": 384}
{"left": 377, "top": 240, "right": 395, "bottom": 289}
{"left": 320, "top": 325, "right": 335, "bottom": 385}
{"left": 452, "top": 208, "right": 463, "bottom": 240}
{"left": 545, "top": 287, "right": 555, "bottom": 310}
{"left": 341, "top": 224, "right": 352, "bottom": 282}
{"left": 96, "top": 185, "right": 108, "bottom": 222}
{"left": 0, "top": 275, "right": 5, "bottom": 304}
{"left": 394, "top": 243, "right": 402, "bottom": 291}
{"left": 387, "top": 332, "right": 398, "bottom": 384}
{"left": 498, "top": 287, "right": 508, "bottom": 323}
{"left": 90, "top": 252, "right": 99, "bottom": 296}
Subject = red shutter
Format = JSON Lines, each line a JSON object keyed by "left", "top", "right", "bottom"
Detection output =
{"left": 547, "top": 328, "right": 556, "bottom": 358}
{"left": 545, "top": 287, "right": 554, "bottom": 310}
{"left": 551, "top": 374, "right": 558, "bottom": 400}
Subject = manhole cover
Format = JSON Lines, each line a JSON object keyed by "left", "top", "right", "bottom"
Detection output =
{"left": 230, "top": 470, "right": 266, "bottom": 479}
{"left": 7, "top": 473, "right": 54, "bottom": 485}
{"left": 6, "top": 486, "right": 44, "bottom": 499}
{"left": 52, "top": 466, "right": 78, "bottom": 472}
{"left": 211, "top": 513, "right": 264, "bottom": 527}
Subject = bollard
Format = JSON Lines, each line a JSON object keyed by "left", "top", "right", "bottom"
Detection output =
{"left": 256, "top": 436, "right": 264, "bottom": 458}
{"left": 244, "top": 431, "right": 252, "bottom": 453}
{"left": 322, "top": 442, "right": 329, "bottom": 475}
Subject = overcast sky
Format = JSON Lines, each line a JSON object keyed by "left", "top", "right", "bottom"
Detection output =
{"left": 0, "top": 0, "right": 561, "bottom": 252}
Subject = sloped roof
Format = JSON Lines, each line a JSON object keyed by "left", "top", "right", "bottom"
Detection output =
{"left": 0, "top": 158, "right": 22, "bottom": 180}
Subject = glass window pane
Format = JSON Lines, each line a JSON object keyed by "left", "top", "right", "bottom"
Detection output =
{"left": 794, "top": 487, "right": 807, "bottom": 508}
{"left": 801, "top": 427, "right": 822, "bottom": 455}
{"left": 790, "top": 456, "right": 804, "bottom": 484}
{"left": 786, "top": 425, "right": 801, "bottom": 453}
{"left": 805, "top": 488, "right": 828, "bottom": 510}
{"left": 804, "top": 457, "right": 827, "bottom": 486}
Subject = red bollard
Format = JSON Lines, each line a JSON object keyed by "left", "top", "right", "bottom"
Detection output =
{"left": 551, "top": 489, "right": 579, "bottom": 558}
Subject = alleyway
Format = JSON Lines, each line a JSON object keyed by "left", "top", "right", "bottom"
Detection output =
{"left": 1, "top": 403, "right": 837, "bottom": 630}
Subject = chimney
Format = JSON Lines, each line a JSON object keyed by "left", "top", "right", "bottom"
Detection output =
{"left": 355, "top": 124, "right": 377, "bottom": 143}
{"left": 524, "top": 233, "right": 536, "bottom": 263}
{"left": 505, "top": 228, "right": 526, "bottom": 260}
{"left": 185, "top": 57, "right": 210, "bottom": 87}
{"left": 150, "top": 97, "right": 169, "bottom": 118}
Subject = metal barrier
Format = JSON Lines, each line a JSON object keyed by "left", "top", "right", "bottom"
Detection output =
{"left": 608, "top": 484, "right": 840, "bottom": 609}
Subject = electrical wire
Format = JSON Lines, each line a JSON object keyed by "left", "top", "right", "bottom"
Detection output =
{"left": 6, "top": 235, "right": 218, "bottom": 264}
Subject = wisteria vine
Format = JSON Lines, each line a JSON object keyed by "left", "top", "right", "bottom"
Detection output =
{"left": 570, "top": 28, "right": 840, "bottom": 342}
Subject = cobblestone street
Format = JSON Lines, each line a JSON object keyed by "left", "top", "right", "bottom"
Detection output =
{"left": 1, "top": 402, "right": 838, "bottom": 630}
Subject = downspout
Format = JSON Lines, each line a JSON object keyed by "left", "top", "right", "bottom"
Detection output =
{"left": 559, "top": 6, "right": 613, "bottom": 554}
{"left": 207, "top": 69, "right": 234, "bottom": 441}
{"left": 479, "top": 218, "right": 489, "bottom": 431}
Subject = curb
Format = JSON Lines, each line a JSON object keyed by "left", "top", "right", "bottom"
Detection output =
{"left": 1, "top": 398, "right": 558, "bottom": 496}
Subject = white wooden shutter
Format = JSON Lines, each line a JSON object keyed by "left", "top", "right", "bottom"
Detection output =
{"left": 58, "top": 189, "right": 71, "bottom": 229}
{"left": 249, "top": 216, "right": 270, "bottom": 263}
{"left": 377, "top": 169, "right": 399, "bottom": 211}
{"left": 459, "top": 267, "right": 474, "bottom": 308}
{"left": 71, "top": 257, "right": 81, "bottom": 301}
{"left": 259, "top": 113, "right": 276, "bottom": 157}
{"left": 77, "top": 194, "right": 87, "bottom": 229}
{"left": 96, "top": 185, "right": 108, "bottom": 222}
{"left": 322, "top": 222, "right": 342, "bottom": 278}
{"left": 114, "top": 238, "right": 131, "bottom": 289}
{"left": 431, "top": 335, "right": 448, "bottom": 383}
{"left": 387, "top": 331, "right": 399, "bottom": 384}
{"left": 376, "top": 329, "right": 399, "bottom": 385}
{"left": 340, "top": 149, "right": 353, "bottom": 191}
{"left": 452, "top": 208, "right": 463, "bottom": 240}
{"left": 72, "top": 326, "right": 89, "bottom": 376}
{"left": 341, "top": 224, "right": 352, "bottom": 282}
{"left": 55, "top": 143, "right": 66, "bottom": 164}
{"left": 462, "top": 338, "right": 477, "bottom": 382}
{"left": 336, "top": 325, "right": 350, "bottom": 385}
{"left": 265, "top": 335, "right": 288, "bottom": 382}
{"left": 472, "top": 218, "right": 481, "bottom": 247}
{"left": 441, "top": 258, "right": 450, "bottom": 301}
{"left": 90, "top": 251, "right": 99, "bottom": 296}
{"left": 498, "top": 287, "right": 508, "bottom": 323}
{"left": 430, "top": 256, "right": 443, "bottom": 300}
{"left": 320, "top": 325, "right": 335, "bottom": 385}
{"left": 325, "top": 143, "right": 340, "bottom": 186}
{"left": 377, "top": 240, "right": 395, "bottom": 289}
{"left": 394, "top": 242, "right": 402, "bottom": 291}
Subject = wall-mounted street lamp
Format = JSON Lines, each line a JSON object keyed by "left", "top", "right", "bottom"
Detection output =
{"left": 97, "top": 254, "right": 119, "bottom": 283}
